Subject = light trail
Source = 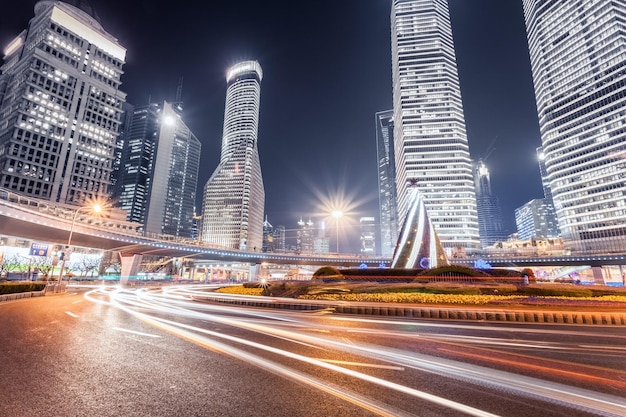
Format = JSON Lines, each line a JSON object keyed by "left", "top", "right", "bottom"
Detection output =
{"left": 112, "top": 327, "right": 161, "bottom": 338}
{"left": 84, "top": 285, "right": 626, "bottom": 417}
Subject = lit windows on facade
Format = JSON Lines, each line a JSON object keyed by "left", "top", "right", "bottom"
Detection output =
{"left": 523, "top": 0, "right": 626, "bottom": 253}
{"left": 376, "top": 110, "right": 397, "bottom": 257}
{"left": 112, "top": 101, "right": 200, "bottom": 238}
{"left": 474, "top": 160, "right": 507, "bottom": 247}
{"left": 0, "top": 1, "right": 126, "bottom": 205}
{"left": 201, "top": 61, "right": 265, "bottom": 251}
{"left": 515, "top": 198, "right": 560, "bottom": 240}
{"left": 360, "top": 216, "right": 376, "bottom": 255}
{"left": 391, "top": 0, "right": 480, "bottom": 253}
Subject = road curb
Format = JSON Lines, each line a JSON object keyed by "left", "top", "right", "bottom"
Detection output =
{"left": 0, "top": 290, "right": 45, "bottom": 303}
{"left": 200, "top": 296, "right": 626, "bottom": 325}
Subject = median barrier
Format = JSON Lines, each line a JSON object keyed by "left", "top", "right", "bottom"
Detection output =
{"left": 194, "top": 293, "right": 626, "bottom": 326}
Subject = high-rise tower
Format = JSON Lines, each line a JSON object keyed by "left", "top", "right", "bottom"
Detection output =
{"left": 390, "top": 0, "right": 480, "bottom": 253}
{"left": 474, "top": 160, "right": 507, "bottom": 247}
{"left": 201, "top": 61, "right": 265, "bottom": 250}
{"left": 113, "top": 101, "right": 200, "bottom": 238}
{"left": 375, "top": 110, "right": 398, "bottom": 257}
{"left": 0, "top": 1, "right": 126, "bottom": 205}
{"left": 523, "top": 0, "right": 626, "bottom": 253}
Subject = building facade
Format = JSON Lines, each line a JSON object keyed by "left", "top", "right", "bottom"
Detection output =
{"left": 390, "top": 0, "right": 480, "bottom": 253}
{"left": 0, "top": 0, "right": 126, "bottom": 206}
{"left": 201, "top": 61, "right": 265, "bottom": 251}
{"left": 523, "top": 0, "right": 626, "bottom": 253}
{"left": 359, "top": 216, "right": 376, "bottom": 254}
{"left": 515, "top": 198, "right": 561, "bottom": 240}
{"left": 111, "top": 101, "right": 200, "bottom": 238}
{"left": 474, "top": 159, "right": 507, "bottom": 247}
{"left": 375, "top": 110, "right": 398, "bottom": 257}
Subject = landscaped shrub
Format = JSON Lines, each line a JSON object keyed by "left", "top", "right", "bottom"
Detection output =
{"left": 519, "top": 284, "right": 593, "bottom": 298}
{"left": 422, "top": 283, "right": 481, "bottom": 295}
{"left": 261, "top": 281, "right": 311, "bottom": 298}
{"left": 242, "top": 282, "right": 263, "bottom": 288}
{"left": 416, "top": 265, "right": 490, "bottom": 277}
{"left": 312, "top": 266, "right": 343, "bottom": 279}
{"left": 0, "top": 282, "right": 46, "bottom": 295}
{"left": 589, "top": 286, "right": 626, "bottom": 296}
{"left": 477, "top": 284, "right": 519, "bottom": 295}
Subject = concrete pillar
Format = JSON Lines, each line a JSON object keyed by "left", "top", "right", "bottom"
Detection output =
{"left": 591, "top": 266, "right": 606, "bottom": 285}
{"left": 120, "top": 253, "right": 143, "bottom": 285}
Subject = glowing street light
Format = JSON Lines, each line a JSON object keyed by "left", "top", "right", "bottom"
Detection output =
{"left": 331, "top": 210, "right": 343, "bottom": 253}
{"left": 57, "top": 203, "right": 103, "bottom": 283}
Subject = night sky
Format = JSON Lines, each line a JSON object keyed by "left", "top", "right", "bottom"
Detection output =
{"left": 1, "top": 1, "right": 544, "bottom": 252}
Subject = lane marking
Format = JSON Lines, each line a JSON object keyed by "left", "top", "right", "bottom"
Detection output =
{"left": 65, "top": 311, "right": 79, "bottom": 318}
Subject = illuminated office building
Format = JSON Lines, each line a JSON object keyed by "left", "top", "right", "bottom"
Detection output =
{"left": 391, "top": 0, "right": 480, "bottom": 253}
{"left": 375, "top": 110, "right": 398, "bottom": 257}
{"left": 113, "top": 101, "right": 200, "bottom": 238}
{"left": 523, "top": 0, "right": 626, "bottom": 252}
{"left": 515, "top": 198, "right": 560, "bottom": 240}
{"left": 201, "top": 61, "right": 265, "bottom": 250}
{"left": 0, "top": 0, "right": 126, "bottom": 205}
{"left": 359, "top": 216, "right": 376, "bottom": 254}
{"left": 474, "top": 160, "right": 507, "bottom": 247}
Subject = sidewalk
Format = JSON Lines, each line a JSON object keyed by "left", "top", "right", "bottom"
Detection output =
{"left": 197, "top": 294, "right": 626, "bottom": 326}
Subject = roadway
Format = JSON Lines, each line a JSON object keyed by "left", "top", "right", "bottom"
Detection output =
{"left": 0, "top": 286, "right": 624, "bottom": 417}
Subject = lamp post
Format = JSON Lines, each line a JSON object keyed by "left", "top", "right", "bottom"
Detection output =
{"left": 331, "top": 210, "right": 343, "bottom": 254}
{"left": 57, "top": 203, "right": 102, "bottom": 283}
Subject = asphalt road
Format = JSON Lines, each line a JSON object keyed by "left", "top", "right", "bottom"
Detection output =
{"left": 0, "top": 285, "right": 625, "bottom": 417}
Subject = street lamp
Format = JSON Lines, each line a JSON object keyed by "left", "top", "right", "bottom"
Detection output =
{"left": 331, "top": 210, "right": 343, "bottom": 253}
{"left": 57, "top": 203, "right": 103, "bottom": 283}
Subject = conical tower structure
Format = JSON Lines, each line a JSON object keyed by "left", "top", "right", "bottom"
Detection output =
{"left": 392, "top": 180, "right": 448, "bottom": 269}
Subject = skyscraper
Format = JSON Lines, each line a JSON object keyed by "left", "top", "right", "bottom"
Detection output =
{"left": 375, "top": 110, "right": 398, "bottom": 257}
{"left": 201, "top": 61, "right": 265, "bottom": 251}
{"left": 112, "top": 101, "right": 200, "bottom": 238}
{"left": 523, "top": 0, "right": 626, "bottom": 253}
{"left": 0, "top": 0, "right": 126, "bottom": 205}
{"left": 359, "top": 216, "right": 376, "bottom": 254}
{"left": 515, "top": 198, "right": 560, "bottom": 240}
{"left": 390, "top": 0, "right": 480, "bottom": 253}
{"left": 474, "top": 160, "right": 507, "bottom": 247}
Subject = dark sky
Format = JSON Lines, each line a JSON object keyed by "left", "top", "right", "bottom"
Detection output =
{"left": 2, "top": 1, "right": 544, "bottom": 252}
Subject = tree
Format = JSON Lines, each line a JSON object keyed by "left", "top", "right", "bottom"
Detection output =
{"left": 0, "top": 253, "right": 22, "bottom": 279}
{"left": 31, "top": 257, "right": 54, "bottom": 280}
{"left": 73, "top": 254, "right": 100, "bottom": 278}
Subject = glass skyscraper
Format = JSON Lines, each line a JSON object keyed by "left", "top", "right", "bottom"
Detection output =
{"left": 375, "top": 110, "right": 398, "bottom": 257}
{"left": 391, "top": 0, "right": 480, "bottom": 253}
{"left": 523, "top": 0, "right": 626, "bottom": 253}
{"left": 0, "top": 0, "right": 126, "bottom": 205}
{"left": 112, "top": 101, "right": 200, "bottom": 238}
{"left": 201, "top": 61, "right": 265, "bottom": 251}
{"left": 474, "top": 160, "right": 507, "bottom": 247}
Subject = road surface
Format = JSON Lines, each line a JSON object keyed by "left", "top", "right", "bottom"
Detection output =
{"left": 0, "top": 285, "right": 624, "bottom": 417}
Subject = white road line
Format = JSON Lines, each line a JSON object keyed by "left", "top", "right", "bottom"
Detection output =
{"left": 65, "top": 311, "right": 79, "bottom": 318}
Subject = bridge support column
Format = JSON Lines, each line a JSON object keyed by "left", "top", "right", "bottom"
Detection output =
{"left": 591, "top": 266, "right": 606, "bottom": 285}
{"left": 120, "top": 253, "right": 143, "bottom": 285}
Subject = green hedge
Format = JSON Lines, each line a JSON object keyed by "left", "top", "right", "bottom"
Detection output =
{"left": 0, "top": 282, "right": 46, "bottom": 295}
{"left": 519, "top": 285, "right": 593, "bottom": 298}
